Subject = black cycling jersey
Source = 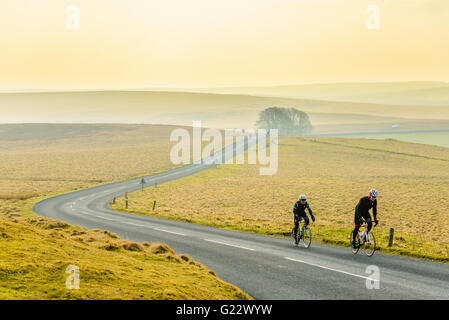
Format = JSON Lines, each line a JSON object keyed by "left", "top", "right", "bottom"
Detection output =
{"left": 355, "top": 196, "right": 377, "bottom": 220}
{"left": 293, "top": 201, "right": 314, "bottom": 218}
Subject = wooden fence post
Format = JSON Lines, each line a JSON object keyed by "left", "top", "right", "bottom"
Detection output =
{"left": 388, "top": 228, "right": 394, "bottom": 247}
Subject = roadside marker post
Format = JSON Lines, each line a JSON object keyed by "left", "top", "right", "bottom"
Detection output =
{"left": 389, "top": 228, "right": 394, "bottom": 247}
{"left": 125, "top": 197, "right": 128, "bottom": 209}
{"left": 140, "top": 178, "right": 146, "bottom": 191}
{"left": 152, "top": 200, "right": 156, "bottom": 211}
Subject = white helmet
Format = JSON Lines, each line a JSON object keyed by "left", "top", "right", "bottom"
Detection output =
{"left": 299, "top": 194, "right": 307, "bottom": 200}
{"left": 369, "top": 189, "right": 378, "bottom": 197}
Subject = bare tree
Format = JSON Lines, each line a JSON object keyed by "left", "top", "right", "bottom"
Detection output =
{"left": 256, "top": 107, "right": 312, "bottom": 136}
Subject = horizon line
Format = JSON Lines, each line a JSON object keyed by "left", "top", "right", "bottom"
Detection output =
{"left": 1, "top": 80, "right": 448, "bottom": 93}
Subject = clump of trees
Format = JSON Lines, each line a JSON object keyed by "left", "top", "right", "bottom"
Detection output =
{"left": 255, "top": 107, "right": 312, "bottom": 136}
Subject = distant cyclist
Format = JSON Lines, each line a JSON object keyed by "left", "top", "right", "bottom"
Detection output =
{"left": 293, "top": 195, "right": 315, "bottom": 245}
{"left": 352, "top": 189, "right": 379, "bottom": 249}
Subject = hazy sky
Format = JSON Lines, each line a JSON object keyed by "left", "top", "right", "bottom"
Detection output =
{"left": 1, "top": 0, "right": 448, "bottom": 90}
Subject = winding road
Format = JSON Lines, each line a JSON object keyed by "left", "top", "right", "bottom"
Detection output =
{"left": 33, "top": 138, "right": 449, "bottom": 300}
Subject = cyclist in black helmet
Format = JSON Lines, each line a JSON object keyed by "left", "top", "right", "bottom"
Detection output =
{"left": 293, "top": 194, "right": 315, "bottom": 245}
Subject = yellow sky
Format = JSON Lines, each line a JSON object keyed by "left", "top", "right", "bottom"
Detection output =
{"left": 0, "top": 0, "right": 448, "bottom": 90}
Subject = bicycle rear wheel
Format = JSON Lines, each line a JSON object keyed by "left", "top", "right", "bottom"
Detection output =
{"left": 363, "top": 232, "right": 376, "bottom": 257}
{"left": 302, "top": 227, "right": 312, "bottom": 248}
{"left": 350, "top": 231, "right": 360, "bottom": 254}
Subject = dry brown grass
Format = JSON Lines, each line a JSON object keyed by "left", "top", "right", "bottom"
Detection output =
{"left": 0, "top": 193, "right": 37, "bottom": 200}
{"left": 0, "top": 124, "right": 187, "bottom": 197}
{"left": 0, "top": 202, "right": 250, "bottom": 299}
{"left": 0, "top": 124, "right": 251, "bottom": 299}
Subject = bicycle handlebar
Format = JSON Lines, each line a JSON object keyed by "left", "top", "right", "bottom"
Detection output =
{"left": 360, "top": 217, "right": 378, "bottom": 227}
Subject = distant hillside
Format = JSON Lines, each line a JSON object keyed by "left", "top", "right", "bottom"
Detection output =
{"left": 1, "top": 90, "right": 449, "bottom": 134}
{"left": 170, "top": 82, "right": 449, "bottom": 106}
{"left": 0, "top": 91, "right": 305, "bottom": 128}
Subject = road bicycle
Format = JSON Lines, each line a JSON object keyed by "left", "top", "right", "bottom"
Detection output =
{"left": 291, "top": 223, "right": 312, "bottom": 249}
{"left": 350, "top": 220, "right": 376, "bottom": 256}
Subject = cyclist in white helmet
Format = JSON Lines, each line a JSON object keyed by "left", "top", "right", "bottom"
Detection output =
{"left": 352, "top": 189, "right": 379, "bottom": 249}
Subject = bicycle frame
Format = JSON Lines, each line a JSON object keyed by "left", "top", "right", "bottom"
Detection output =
{"left": 351, "top": 220, "right": 376, "bottom": 256}
{"left": 358, "top": 224, "right": 368, "bottom": 243}
{"left": 358, "top": 222, "right": 376, "bottom": 244}
{"left": 299, "top": 224, "right": 306, "bottom": 236}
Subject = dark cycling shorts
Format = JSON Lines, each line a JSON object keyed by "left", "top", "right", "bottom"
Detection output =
{"left": 354, "top": 209, "right": 371, "bottom": 226}
{"left": 294, "top": 213, "right": 309, "bottom": 225}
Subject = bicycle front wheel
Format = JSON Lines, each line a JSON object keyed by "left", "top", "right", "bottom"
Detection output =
{"left": 363, "top": 232, "right": 376, "bottom": 257}
{"left": 302, "top": 227, "right": 312, "bottom": 248}
{"left": 350, "top": 231, "right": 360, "bottom": 254}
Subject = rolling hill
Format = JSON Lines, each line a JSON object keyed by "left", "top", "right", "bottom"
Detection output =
{"left": 1, "top": 90, "right": 449, "bottom": 135}
{"left": 167, "top": 82, "right": 449, "bottom": 106}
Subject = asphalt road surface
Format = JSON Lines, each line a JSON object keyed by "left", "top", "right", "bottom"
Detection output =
{"left": 33, "top": 138, "right": 449, "bottom": 299}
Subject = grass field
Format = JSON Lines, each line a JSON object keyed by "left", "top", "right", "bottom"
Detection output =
{"left": 113, "top": 136, "right": 449, "bottom": 263}
{"left": 0, "top": 124, "right": 250, "bottom": 299}
{"left": 0, "top": 124, "right": 183, "bottom": 196}
{"left": 339, "top": 132, "right": 449, "bottom": 149}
